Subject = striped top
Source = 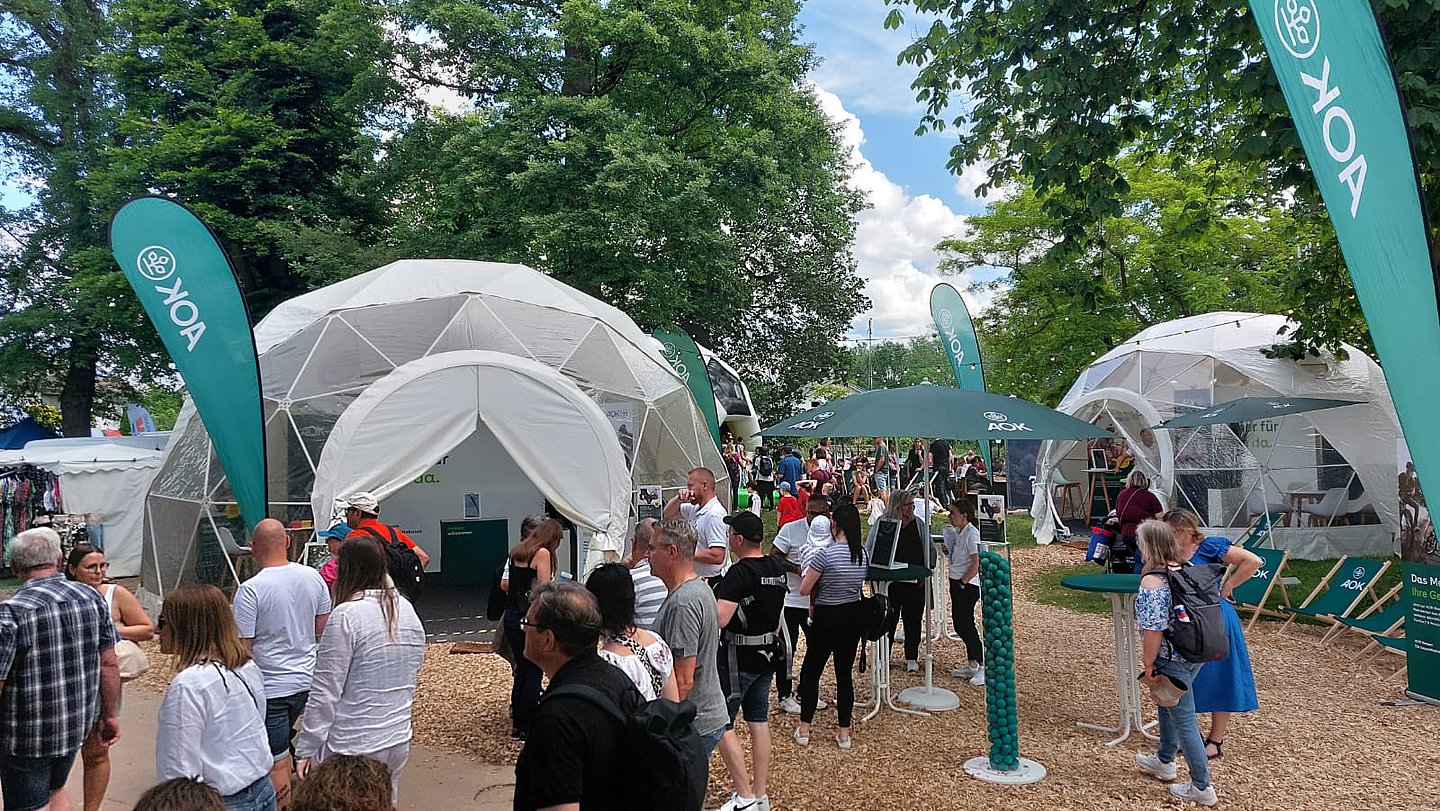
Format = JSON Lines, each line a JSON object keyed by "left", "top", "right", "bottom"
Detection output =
{"left": 808, "top": 542, "right": 867, "bottom": 606}
{"left": 631, "top": 560, "right": 668, "bottom": 631}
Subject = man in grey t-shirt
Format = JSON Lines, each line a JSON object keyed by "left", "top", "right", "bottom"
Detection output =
{"left": 651, "top": 519, "right": 728, "bottom": 799}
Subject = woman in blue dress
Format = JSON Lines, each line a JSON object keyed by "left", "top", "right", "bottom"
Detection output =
{"left": 1163, "top": 508, "right": 1263, "bottom": 759}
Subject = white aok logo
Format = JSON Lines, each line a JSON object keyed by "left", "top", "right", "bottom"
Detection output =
{"left": 984, "top": 411, "right": 1008, "bottom": 422}
{"left": 787, "top": 410, "right": 835, "bottom": 431}
{"left": 1275, "top": 0, "right": 1319, "bottom": 60}
{"left": 136, "top": 246, "right": 177, "bottom": 281}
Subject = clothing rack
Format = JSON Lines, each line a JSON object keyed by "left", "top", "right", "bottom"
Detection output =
{"left": 1, "top": 464, "right": 65, "bottom": 549}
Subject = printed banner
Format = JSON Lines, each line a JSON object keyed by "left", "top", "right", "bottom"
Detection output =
{"left": 109, "top": 197, "right": 269, "bottom": 529}
{"left": 652, "top": 326, "right": 722, "bottom": 450}
{"left": 1403, "top": 563, "right": 1440, "bottom": 699}
{"left": 1251, "top": 0, "right": 1437, "bottom": 701}
{"left": 930, "top": 283, "right": 991, "bottom": 471}
{"left": 124, "top": 403, "right": 157, "bottom": 435}
{"left": 978, "top": 493, "right": 1006, "bottom": 544}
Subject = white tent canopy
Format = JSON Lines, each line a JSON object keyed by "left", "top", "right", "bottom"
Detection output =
{"left": 1032, "top": 312, "right": 1401, "bottom": 559}
{"left": 0, "top": 442, "right": 164, "bottom": 577}
{"left": 313, "top": 351, "right": 631, "bottom": 565}
{"left": 144, "top": 260, "right": 725, "bottom": 598}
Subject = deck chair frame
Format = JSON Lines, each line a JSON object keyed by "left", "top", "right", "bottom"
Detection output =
{"left": 1231, "top": 546, "right": 1292, "bottom": 632}
{"left": 1277, "top": 555, "right": 1391, "bottom": 635}
{"left": 1320, "top": 582, "right": 1404, "bottom": 645}
{"left": 1240, "top": 511, "right": 1288, "bottom": 549}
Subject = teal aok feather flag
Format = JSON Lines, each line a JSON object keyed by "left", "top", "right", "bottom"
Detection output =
{"left": 109, "top": 197, "right": 269, "bottom": 530}
{"left": 652, "top": 326, "right": 723, "bottom": 451}
{"left": 930, "top": 283, "right": 991, "bottom": 470}
{"left": 1251, "top": 0, "right": 1437, "bottom": 700}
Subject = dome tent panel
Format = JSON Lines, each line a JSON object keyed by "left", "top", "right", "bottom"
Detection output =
{"left": 260, "top": 319, "right": 327, "bottom": 398}
{"left": 561, "top": 327, "right": 648, "bottom": 401}
{"left": 149, "top": 405, "right": 213, "bottom": 503}
{"left": 287, "top": 318, "right": 396, "bottom": 401}
{"left": 310, "top": 351, "right": 632, "bottom": 568}
{"left": 335, "top": 295, "right": 468, "bottom": 368}
{"left": 1032, "top": 313, "right": 1401, "bottom": 559}
{"left": 480, "top": 295, "right": 617, "bottom": 371}
{"left": 427, "top": 296, "right": 532, "bottom": 358}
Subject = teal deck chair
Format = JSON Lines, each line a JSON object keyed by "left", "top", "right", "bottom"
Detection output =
{"left": 1320, "top": 583, "right": 1404, "bottom": 647}
{"left": 1367, "top": 634, "right": 1409, "bottom": 681}
{"left": 1231, "top": 546, "right": 1291, "bottom": 632}
{"left": 1240, "top": 511, "right": 1288, "bottom": 549}
{"left": 1277, "top": 556, "right": 1390, "bottom": 635}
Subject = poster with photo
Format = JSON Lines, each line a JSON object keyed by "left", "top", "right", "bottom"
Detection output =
{"left": 978, "top": 493, "right": 1006, "bottom": 544}
{"left": 1397, "top": 438, "right": 1435, "bottom": 565}
{"left": 601, "top": 401, "right": 638, "bottom": 468}
{"left": 636, "top": 484, "right": 664, "bottom": 520}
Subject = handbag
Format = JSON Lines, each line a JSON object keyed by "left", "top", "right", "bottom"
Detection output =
{"left": 116, "top": 639, "right": 150, "bottom": 681}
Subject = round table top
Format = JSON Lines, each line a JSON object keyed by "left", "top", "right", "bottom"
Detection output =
{"left": 867, "top": 564, "right": 932, "bottom": 582}
{"left": 1059, "top": 573, "right": 1141, "bottom": 594}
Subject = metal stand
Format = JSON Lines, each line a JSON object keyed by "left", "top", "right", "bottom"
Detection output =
{"left": 1076, "top": 593, "right": 1158, "bottom": 745}
{"left": 964, "top": 756, "right": 1048, "bottom": 785}
{"left": 898, "top": 575, "right": 960, "bottom": 711}
{"left": 861, "top": 579, "right": 930, "bottom": 721}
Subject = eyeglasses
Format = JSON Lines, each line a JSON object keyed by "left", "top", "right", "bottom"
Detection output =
{"left": 518, "top": 618, "right": 546, "bottom": 632}
{"left": 81, "top": 562, "right": 109, "bottom": 572}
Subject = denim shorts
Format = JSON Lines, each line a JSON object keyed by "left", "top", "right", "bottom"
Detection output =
{"left": 223, "top": 774, "right": 278, "bottom": 811}
{"left": 0, "top": 750, "right": 78, "bottom": 811}
{"left": 264, "top": 691, "right": 310, "bottom": 758}
{"left": 724, "top": 669, "right": 775, "bottom": 728}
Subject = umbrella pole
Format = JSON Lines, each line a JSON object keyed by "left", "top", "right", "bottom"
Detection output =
{"left": 899, "top": 439, "right": 959, "bottom": 712}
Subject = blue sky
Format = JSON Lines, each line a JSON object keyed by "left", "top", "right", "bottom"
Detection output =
{"left": 797, "top": 0, "right": 1002, "bottom": 340}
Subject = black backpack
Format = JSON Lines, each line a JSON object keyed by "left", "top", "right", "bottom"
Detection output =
{"left": 855, "top": 592, "right": 893, "bottom": 673}
{"left": 1163, "top": 563, "right": 1230, "bottom": 664}
{"left": 756, "top": 454, "right": 774, "bottom": 477}
{"left": 485, "top": 563, "right": 507, "bottom": 621}
{"left": 354, "top": 525, "right": 425, "bottom": 601}
{"left": 542, "top": 684, "right": 705, "bottom": 811}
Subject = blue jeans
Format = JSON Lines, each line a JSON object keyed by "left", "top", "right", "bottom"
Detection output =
{"left": 874, "top": 471, "right": 890, "bottom": 492}
{"left": 724, "top": 668, "right": 775, "bottom": 728}
{"left": 503, "top": 611, "right": 543, "bottom": 734}
{"left": 1155, "top": 657, "right": 1211, "bottom": 790}
{"left": 223, "top": 774, "right": 277, "bottom": 811}
{"left": 0, "top": 750, "right": 77, "bottom": 811}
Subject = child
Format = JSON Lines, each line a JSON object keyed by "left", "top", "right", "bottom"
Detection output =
{"left": 1133, "top": 520, "right": 1218, "bottom": 806}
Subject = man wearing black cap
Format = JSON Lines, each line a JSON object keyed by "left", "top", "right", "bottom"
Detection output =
{"left": 711, "top": 512, "right": 788, "bottom": 811}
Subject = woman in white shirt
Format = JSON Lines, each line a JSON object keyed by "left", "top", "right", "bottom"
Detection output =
{"left": 942, "top": 500, "right": 985, "bottom": 686}
{"left": 295, "top": 537, "right": 426, "bottom": 802}
{"left": 156, "top": 585, "right": 275, "bottom": 811}
{"left": 585, "top": 563, "right": 679, "bottom": 701}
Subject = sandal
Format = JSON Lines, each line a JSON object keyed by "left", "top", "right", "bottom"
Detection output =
{"left": 1204, "top": 738, "right": 1224, "bottom": 760}
{"left": 793, "top": 728, "right": 810, "bottom": 746}
{"left": 835, "top": 733, "right": 852, "bottom": 750}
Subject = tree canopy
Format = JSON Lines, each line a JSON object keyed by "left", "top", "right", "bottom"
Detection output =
{"left": 884, "top": 0, "right": 1439, "bottom": 356}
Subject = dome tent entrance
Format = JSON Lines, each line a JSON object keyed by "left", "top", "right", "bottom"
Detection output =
{"left": 1031, "top": 313, "right": 1401, "bottom": 560}
{"left": 312, "top": 351, "right": 631, "bottom": 565}
{"left": 142, "top": 260, "right": 726, "bottom": 601}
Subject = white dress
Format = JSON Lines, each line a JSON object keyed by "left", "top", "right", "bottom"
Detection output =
{"left": 598, "top": 634, "right": 675, "bottom": 701}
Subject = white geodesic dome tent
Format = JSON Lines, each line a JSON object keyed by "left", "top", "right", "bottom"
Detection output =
{"left": 1031, "top": 312, "right": 1401, "bottom": 559}
{"left": 143, "top": 260, "right": 727, "bottom": 599}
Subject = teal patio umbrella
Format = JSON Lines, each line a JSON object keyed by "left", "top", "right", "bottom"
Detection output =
{"left": 759, "top": 383, "right": 1111, "bottom": 441}
{"left": 1152, "top": 396, "right": 1364, "bottom": 430}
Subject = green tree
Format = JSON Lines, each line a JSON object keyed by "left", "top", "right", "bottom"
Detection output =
{"left": 844, "top": 337, "right": 948, "bottom": 389}
{"left": 0, "top": 0, "right": 160, "bottom": 436}
{"left": 884, "top": 0, "right": 1440, "bottom": 354}
{"left": 943, "top": 159, "right": 1302, "bottom": 404}
{"left": 382, "top": 0, "right": 867, "bottom": 422}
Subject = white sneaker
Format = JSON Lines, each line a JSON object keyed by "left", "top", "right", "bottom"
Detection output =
{"left": 717, "top": 794, "right": 759, "bottom": 811}
{"left": 754, "top": 798, "right": 771, "bottom": 811}
{"left": 905, "top": 659, "right": 920, "bottom": 673}
{"left": 1134, "top": 753, "right": 1177, "bottom": 781}
{"left": 951, "top": 665, "right": 977, "bottom": 679}
{"left": 778, "top": 696, "right": 802, "bottom": 715}
{"left": 1169, "top": 782, "right": 1218, "bottom": 806}
{"left": 969, "top": 670, "right": 985, "bottom": 687}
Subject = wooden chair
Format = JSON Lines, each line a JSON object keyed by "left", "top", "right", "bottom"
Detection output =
{"left": 1277, "top": 555, "right": 1390, "bottom": 635}
{"left": 1230, "top": 546, "right": 1291, "bottom": 632}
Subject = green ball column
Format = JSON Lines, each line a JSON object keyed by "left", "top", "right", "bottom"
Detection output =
{"left": 979, "top": 548, "right": 1020, "bottom": 771}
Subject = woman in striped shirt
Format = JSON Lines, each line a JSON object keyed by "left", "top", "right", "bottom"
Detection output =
{"left": 794, "top": 502, "right": 868, "bottom": 749}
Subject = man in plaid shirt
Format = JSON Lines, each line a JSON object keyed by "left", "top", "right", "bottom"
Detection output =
{"left": 0, "top": 528, "right": 121, "bottom": 811}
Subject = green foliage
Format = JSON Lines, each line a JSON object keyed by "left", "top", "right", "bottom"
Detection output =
{"left": 946, "top": 159, "right": 1304, "bottom": 405}
{"left": 385, "top": 0, "right": 868, "bottom": 424}
{"left": 843, "top": 337, "right": 948, "bottom": 389}
{"left": 885, "top": 0, "right": 1440, "bottom": 355}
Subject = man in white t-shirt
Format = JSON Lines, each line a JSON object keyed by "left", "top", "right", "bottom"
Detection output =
{"left": 233, "top": 518, "right": 332, "bottom": 807}
{"left": 663, "top": 466, "right": 729, "bottom": 580}
{"left": 768, "top": 493, "right": 832, "bottom": 715}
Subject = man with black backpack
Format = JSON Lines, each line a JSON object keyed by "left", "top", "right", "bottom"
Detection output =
{"left": 711, "top": 512, "right": 787, "bottom": 811}
{"left": 341, "top": 492, "right": 429, "bottom": 601}
{"left": 752, "top": 446, "right": 776, "bottom": 509}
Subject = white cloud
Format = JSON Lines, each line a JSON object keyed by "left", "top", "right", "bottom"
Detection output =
{"left": 810, "top": 86, "right": 988, "bottom": 341}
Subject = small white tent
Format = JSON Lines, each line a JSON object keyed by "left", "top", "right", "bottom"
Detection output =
{"left": 1032, "top": 312, "right": 1401, "bottom": 559}
{"left": 144, "top": 260, "right": 726, "bottom": 599}
{"left": 0, "top": 441, "right": 164, "bottom": 577}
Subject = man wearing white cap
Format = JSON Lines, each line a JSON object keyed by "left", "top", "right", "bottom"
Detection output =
{"left": 341, "top": 492, "right": 430, "bottom": 568}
